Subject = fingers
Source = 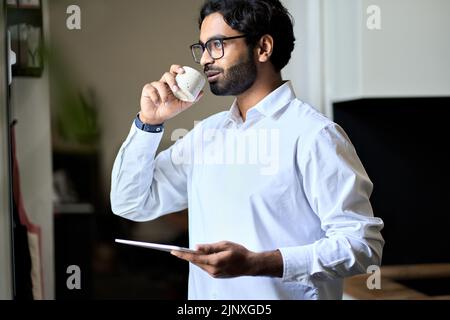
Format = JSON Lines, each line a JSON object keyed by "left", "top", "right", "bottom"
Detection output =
{"left": 171, "top": 250, "right": 225, "bottom": 278}
{"left": 161, "top": 65, "right": 185, "bottom": 93}
{"left": 150, "top": 81, "right": 172, "bottom": 105}
{"left": 142, "top": 83, "right": 161, "bottom": 106}
{"left": 172, "top": 250, "right": 222, "bottom": 265}
{"left": 146, "top": 65, "right": 204, "bottom": 107}
{"left": 169, "top": 64, "right": 185, "bottom": 75}
{"left": 202, "top": 265, "right": 223, "bottom": 278}
{"left": 152, "top": 65, "right": 193, "bottom": 104}
{"left": 197, "top": 241, "right": 231, "bottom": 253}
{"left": 194, "top": 90, "right": 204, "bottom": 103}
{"left": 160, "top": 72, "right": 179, "bottom": 93}
{"left": 171, "top": 251, "right": 209, "bottom": 265}
{"left": 195, "top": 244, "right": 214, "bottom": 254}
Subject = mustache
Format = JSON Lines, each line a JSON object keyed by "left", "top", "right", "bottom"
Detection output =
{"left": 204, "top": 66, "right": 224, "bottom": 73}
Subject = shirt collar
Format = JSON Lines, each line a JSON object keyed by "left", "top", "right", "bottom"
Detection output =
{"left": 226, "top": 81, "right": 296, "bottom": 124}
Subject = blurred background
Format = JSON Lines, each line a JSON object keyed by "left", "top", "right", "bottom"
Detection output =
{"left": 1, "top": 0, "right": 449, "bottom": 300}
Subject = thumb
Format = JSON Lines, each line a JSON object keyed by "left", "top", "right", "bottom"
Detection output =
{"left": 196, "top": 243, "right": 215, "bottom": 254}
{"left": 193, "top": 90, "right": 204, "bottom": 103}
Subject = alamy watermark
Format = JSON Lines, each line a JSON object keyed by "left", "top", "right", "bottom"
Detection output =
{"left": 66, "top": 265, "right": 81, "bottom": 290}
{"left": 171, "top": 124, "right": 280, "bottom": 176}
{"left": 366, "top": 265, "right": 381, "bottom": 290}
{"left": 66, "top": 5, "right": 81, "bottom": 30}
{"left": 367, "top": 5, "right": 382, "bottom": 30}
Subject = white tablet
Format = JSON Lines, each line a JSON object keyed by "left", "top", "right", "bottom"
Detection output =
{"left": 115, "top": 239, "right": 198, "bottom": 254}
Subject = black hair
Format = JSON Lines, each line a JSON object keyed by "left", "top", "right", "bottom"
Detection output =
{"left": 199, "top": 0, "right": 295, "bottom": 72}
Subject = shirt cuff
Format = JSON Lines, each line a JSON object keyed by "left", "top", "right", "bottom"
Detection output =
{"left": 122, "top": 121, "right": 164, "bottom": 155}
{"left": 278, "top": 245, "right": 315, "bottom": 285}
{"left": 134, "top": 113, "right": 164, "bottom": 133}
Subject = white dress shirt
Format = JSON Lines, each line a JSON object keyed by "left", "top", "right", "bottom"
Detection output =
{"left": 111, "top": 81, "right": 384, "bottom": 300}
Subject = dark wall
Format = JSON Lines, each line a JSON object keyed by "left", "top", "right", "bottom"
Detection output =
{"left": 334, "top": 98, "right": 450, "bottom": 265}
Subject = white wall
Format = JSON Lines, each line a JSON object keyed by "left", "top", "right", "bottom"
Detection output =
{"left": 361, "top": 0, "right": 450, "bottom": 97}
{"left": 282, "top": 0, "right": 324, "bottom": 112}
{"left": 322, "top": 0, "right": 364, "bottom": 117}
{"left": 286, "top": 0, "right": 450, "bottom": 117}
{"left": 10, "top": 0, "right": 54, "bottom": 299}
{"left": 284, "top": 0, "right": 365, "bottom": 116}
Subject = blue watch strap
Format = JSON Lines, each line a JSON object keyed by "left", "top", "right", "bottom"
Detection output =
{"left": 134, "top": 114, "right": 164, "bottom": 133}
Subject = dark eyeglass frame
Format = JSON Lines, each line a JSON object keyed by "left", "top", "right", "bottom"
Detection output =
{"left": 190, "top": 35, "right": 248, "bottom": 63}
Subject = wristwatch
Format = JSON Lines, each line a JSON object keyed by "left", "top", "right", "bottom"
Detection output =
{"left": 134, "top": 113, "right": 164, "bottom": 133}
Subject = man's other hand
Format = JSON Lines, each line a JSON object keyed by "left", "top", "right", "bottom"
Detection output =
{"left": 171, "top": 241, "right": 283, "bottom": 278}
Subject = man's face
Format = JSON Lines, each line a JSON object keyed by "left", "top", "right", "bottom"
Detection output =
{"left": 199, "top": 13, "right": 257, "bottom": 96}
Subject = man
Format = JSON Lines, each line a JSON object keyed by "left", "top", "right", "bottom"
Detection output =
{"left": 111, "top": 0, "right": 384, "bottom": 299}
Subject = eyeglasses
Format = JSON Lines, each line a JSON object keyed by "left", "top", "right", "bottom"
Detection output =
{"left": 190, "top": 35, "right": 247, "bottom": 64}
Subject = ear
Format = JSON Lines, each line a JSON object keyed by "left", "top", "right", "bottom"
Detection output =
{"left": 256, "top": 34, "right": 274, "bottom": 63}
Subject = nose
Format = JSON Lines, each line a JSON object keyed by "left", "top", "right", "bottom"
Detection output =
{"left": 200, "top": 49, "right": 214, "bottom": 67}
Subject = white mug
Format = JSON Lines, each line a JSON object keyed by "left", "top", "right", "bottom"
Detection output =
{"left": 173, "top": 66, "right": 206, "bottom": 102}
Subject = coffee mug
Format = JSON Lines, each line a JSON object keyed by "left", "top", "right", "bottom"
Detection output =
{"left": 173, "top": 66, "right": 206, "bottom": 102}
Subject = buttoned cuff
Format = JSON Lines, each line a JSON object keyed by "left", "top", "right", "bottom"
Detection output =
{"left": 134, "top": 113, "right": 164, "bottom": 133}
{"left": 278, "top": 245, "right": 315, "bottom": 286}
{"left": 121, "top": 121, "right": 164, "bottom": 155}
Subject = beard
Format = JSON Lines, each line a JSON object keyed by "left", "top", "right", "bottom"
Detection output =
{"left": 206, "top": 50, "right": 257, "bottom": 96}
